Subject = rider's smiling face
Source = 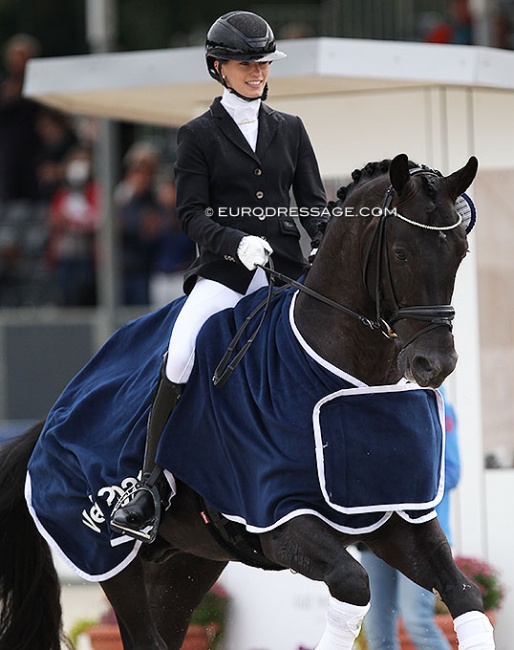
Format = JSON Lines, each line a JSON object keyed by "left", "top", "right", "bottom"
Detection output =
{"left": 219, "top": 60, "right": 270, "bottom": 98}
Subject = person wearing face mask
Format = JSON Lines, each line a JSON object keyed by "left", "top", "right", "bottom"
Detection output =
{"left": 111, "top": 11, "right": 328, "bottom": 541}
{"left": 46, "top": 146, "right": 99, "bottom": 306}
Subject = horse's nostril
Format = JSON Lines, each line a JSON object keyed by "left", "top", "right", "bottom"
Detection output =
{"left": 412, "top": 356, "right": 434, "bottom": 378}
{"left": 410, "top": 356, "right": 440, "bottom": 387}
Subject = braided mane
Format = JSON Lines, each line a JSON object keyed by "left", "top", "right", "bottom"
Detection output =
{"left": 329, "top": 158, "right": 437, "bottom": 210}
{"left": 330, "top": 160, "right": 392, "bottom": 208}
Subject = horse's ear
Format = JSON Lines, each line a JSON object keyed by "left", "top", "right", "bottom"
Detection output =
{"left": 389, "top": 154, "right": 411, "bottom": 196}
{"left": 446, "top": 156, "right": 478, "bottom": 199}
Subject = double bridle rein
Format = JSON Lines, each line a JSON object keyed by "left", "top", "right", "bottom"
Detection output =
{"left": 213, "top": 168, "right": 462, "bottom": 387}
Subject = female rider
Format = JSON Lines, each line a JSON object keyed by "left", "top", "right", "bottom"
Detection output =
{"left": 111, "top": 9, "right": 328, "bottom": 540}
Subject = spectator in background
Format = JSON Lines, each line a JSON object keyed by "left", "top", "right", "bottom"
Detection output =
{"left": 0, "top": 33, "right": 42, "bottom": 202}
{"left": 35, "top": 108, "right": 78, "bottom": 202}
{"left": 424, "top": 0, "right": 474, "bottom": 44}
{"left": 278, "top": 22, "right": 315, "bottom": 39}
{"left": 150, "top": 176, "right": 196, "bottom": 307}
{"left": 360, "top": 385, "right": 460, "bottom": 650}
{"left": 116, "top": 141, "right": 162, "bottom": 306}
{"left": 494, "top": 0, "right": 514, "bottom": 49}
{"left": 47, "top": 146, "right": 99, "bottom": 306}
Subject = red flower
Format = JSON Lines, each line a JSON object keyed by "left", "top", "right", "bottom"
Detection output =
{"left": 454, "top": 556, "right": 505, "bottom": 611}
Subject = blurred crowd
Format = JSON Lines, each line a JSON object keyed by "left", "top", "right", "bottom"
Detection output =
{"left": 0, "top": 33, "right": 195, "bottom": 309}
{"left": 418, "top": 0, "right": 514, "bottom": 46}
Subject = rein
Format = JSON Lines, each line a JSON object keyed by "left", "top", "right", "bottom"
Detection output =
{"left": 212, "top": 261, "right": 384, "bottom": 388}
{"left": 213, "top": 167, "right": 462, "bottom": 387}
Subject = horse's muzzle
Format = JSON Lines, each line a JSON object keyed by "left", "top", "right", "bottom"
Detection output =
{"left": 398, "top": 341, "right": 458, "bottom": 388}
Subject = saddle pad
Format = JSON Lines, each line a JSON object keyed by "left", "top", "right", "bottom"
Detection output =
{"left": 315, "top": 386, "right": 444, "bottom": 513}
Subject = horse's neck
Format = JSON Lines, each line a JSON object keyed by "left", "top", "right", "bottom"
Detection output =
{"left": 294, "top": 219, "right": 401, "bottom": 386}
{"left": 294, "top": 292, "right": 400, "bottom": 385}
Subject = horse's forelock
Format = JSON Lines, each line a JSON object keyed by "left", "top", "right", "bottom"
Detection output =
{"left": 421, "top": 174, "right": 438, "bottom": 200}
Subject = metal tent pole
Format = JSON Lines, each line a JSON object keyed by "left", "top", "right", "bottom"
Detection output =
{"left": 86, "top": 0, "right": 120, "bottom": 344}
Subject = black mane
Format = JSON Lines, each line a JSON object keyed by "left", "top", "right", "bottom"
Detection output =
{"left": 329, "top": 158, "right": 438, "bottom": 210}
{"left": 331, "top": 159, "right": 392, "bottom": 207}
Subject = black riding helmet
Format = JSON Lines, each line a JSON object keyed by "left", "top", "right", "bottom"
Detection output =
{"left": 206, "top": 11, "right": 286, "bottom": 100}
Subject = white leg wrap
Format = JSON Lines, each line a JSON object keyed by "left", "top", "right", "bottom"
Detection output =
{"left": 454, "top": 611, "right": 495, "bottom": 649}
{"left": 315, "top": 597, "right": 370, "bottom": 650}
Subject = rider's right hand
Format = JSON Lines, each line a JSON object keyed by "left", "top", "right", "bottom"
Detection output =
{"left": 237, "top": 236, "right": 273, "bottom": 270}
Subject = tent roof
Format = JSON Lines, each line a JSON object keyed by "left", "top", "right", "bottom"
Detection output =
{"left": 24, "top": 37, "right": 514, "bottom": 127}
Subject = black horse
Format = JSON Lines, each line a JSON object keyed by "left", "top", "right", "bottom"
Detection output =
{"left": 0, "top": 154, "right": 493, "bottom": 650}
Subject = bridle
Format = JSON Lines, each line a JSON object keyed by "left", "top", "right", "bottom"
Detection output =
{"left": 213, "top": 168, "right": 464, "bottom": 387}
{"left": 364, "top": 167, "right": 462, "bottom": 348}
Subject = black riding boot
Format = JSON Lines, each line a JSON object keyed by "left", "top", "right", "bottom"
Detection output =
{"left": 110, "top": 360, "right": 184, "bottom": 542}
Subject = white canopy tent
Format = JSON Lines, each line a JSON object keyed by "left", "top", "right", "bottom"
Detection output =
{"left": 24, "top": 38, "right": 514, "bottom": 648}
{"left": 25, "top": 37, "right": 514, "bottom": 127}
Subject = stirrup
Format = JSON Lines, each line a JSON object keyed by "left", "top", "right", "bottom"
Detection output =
{"left": 110, "top": 482, "right": 161, "bottom": 543}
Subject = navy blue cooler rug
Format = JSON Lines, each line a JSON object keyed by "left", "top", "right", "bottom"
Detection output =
{"left": 25, "top": 287, "right": 445, "bottom": 581}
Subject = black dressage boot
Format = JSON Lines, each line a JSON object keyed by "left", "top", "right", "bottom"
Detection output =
{"left": 110, "top": 359, "right": 184, "bottom": 543}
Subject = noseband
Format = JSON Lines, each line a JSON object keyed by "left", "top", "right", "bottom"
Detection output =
{"left": 365, "top": 167, "right": 462, "bottom": 348}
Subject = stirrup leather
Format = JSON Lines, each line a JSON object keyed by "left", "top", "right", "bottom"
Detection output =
{"left": 110, "top": 482, "right": 161, "bottom": 543}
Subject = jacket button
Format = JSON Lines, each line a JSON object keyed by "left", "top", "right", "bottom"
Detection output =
{"left": 254, "top": 168, "right": 262, "bottom": 176}
{"left": 256, "top": 191, "right": 264, "bottom": 199}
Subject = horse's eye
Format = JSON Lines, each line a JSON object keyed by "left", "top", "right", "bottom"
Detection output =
{"left": 394, "top": 249, "right": 407, "bottom": 262}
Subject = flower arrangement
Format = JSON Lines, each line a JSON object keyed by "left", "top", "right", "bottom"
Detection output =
{"left": 454, "top": 556, "right": 505, "bottom": 612}
{"left": 72, "top": 582, "right": 230, "bottom": 650}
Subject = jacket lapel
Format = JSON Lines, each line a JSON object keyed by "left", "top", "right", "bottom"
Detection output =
{"left": 210, "top": 97, "right": 260, "bottom": 163}
{"left": 256, "top": 103, "right": 280, "bottom": 159}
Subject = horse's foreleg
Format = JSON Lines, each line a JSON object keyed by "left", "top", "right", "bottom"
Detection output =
{"left": 101, "top": 556, "right": 167, "bottom": 650}
{"left": 365, "top": 514, "right": 495, "bottom": 649}
{"left": 143, "top": 550, "right": 227, "bottom": 650}
{"left": 260, "top": 515, "right": 370, "bottom": 650}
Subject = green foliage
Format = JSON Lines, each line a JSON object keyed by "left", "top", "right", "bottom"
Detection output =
{"left": 70, "top": 584, "right": 230, "bottom": 650}
{"left": 67, "top": 617, "right": 97, "bottom": 648}
{"left": 189, "top": 583, "right": 230, "bottom": 648}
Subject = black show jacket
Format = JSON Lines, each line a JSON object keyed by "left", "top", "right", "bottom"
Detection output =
{"left": 175, "top": 97, "right": 328, "bottom": 294}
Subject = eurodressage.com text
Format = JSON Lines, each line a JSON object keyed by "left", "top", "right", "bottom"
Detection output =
{"left": 207, "top": 206, "right": 399, "bottom": 218}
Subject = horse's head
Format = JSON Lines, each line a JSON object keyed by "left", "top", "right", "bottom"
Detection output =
{"left": 364, "top": 154, "right": 478, "bottom": 387}
{"left": 301, "top": 155, "right": 477, "bottom": 387}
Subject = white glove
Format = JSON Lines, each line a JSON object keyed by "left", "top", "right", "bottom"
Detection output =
{"left": 237, "top": 235, "right": 273, "bottom": 271}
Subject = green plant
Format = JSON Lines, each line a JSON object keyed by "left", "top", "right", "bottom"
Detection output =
{"left": 69, "top": 583, "right": 230, "bottom": 649}
{"left": 454, "top": 556, "right": 505, "bottom": 612}
{"left": 189, "top": 582, "right": 230, "bottom": 648}
{"left": 67, "top": 617, "right": 97, "bottom": 647}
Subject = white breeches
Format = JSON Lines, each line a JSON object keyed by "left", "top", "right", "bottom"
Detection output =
{"left": 165, "top": 267, "right": 268, "bottom": 384}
